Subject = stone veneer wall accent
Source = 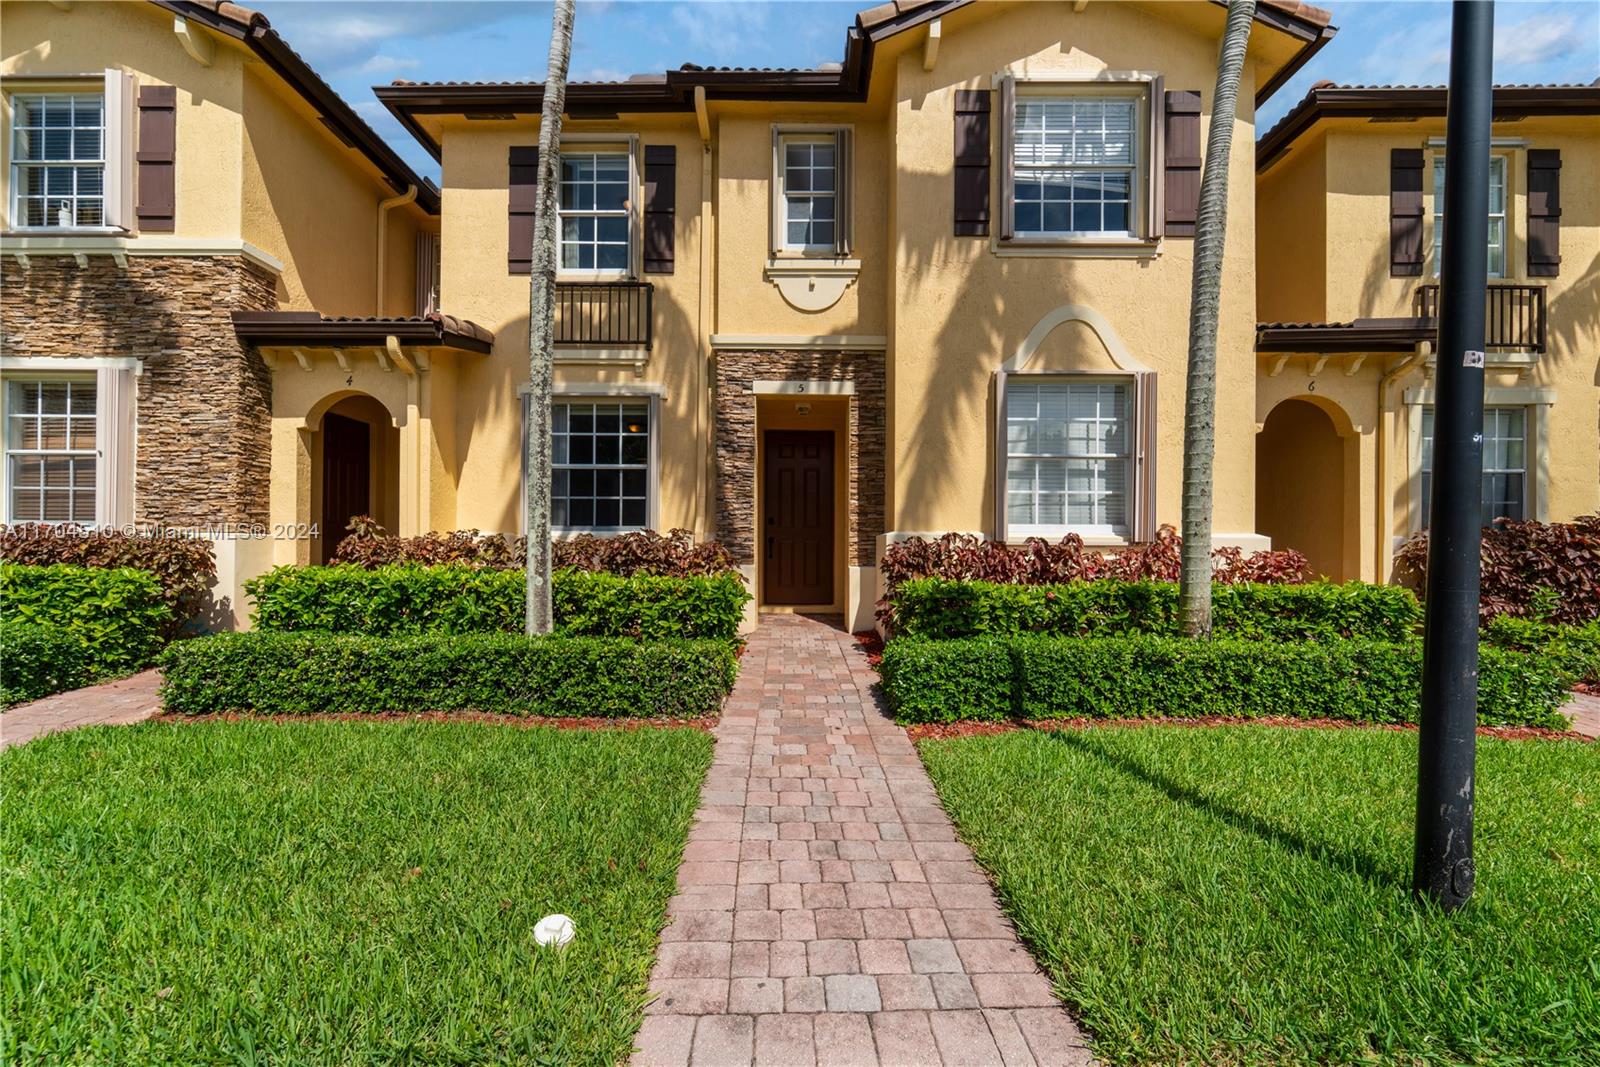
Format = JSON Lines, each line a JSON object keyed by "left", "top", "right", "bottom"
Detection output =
{"left": 712, "top": 349, "right": 886, "bottom": 566}
{"left": 0, "top": 255, "right": 277, "bottom": 526}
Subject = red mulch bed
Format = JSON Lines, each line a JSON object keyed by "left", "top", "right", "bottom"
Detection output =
{"left": 853, "top": 630, "right": 884, "bottom": 667}
{"left": 905, "top": 716, "right": 1587, "bottom": 744}
{"left": 157, "top": 710, "right": 717, "bottom": 732}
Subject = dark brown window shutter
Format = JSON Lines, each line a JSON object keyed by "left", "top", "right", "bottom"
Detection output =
{"left": 1527, "top": 148, "right": 1561, "bottom": 278}
{"left": 1389, "top": 148, "right": 1425, "bottom": 277}
{"left": 643, "top": 145, "right": 676, "bottom": 273}
{"left": 508, "top": 145, "right": 538, "bottom": 275}
{"left": 135, "top": 84, "right": 176, "bottom": 233}
{"left": 1162, "top": 90, "right": 1201, "bottom": 236}
{"left": 953, "top": 89, "right": 991, "bottom": 237}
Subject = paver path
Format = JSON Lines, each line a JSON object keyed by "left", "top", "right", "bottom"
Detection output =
{"left": 0, "top": 670, "right": 161, "bottom": 750}
{"left": 634, "top": 614, "right": 1092, "bottom": 1066}
{"left": 1565, "top": 691, "right": 1600, "bottom": 739}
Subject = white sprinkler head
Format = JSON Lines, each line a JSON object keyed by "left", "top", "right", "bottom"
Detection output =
{"left": 534, "top": 913, "right": 576, "bottom": 948}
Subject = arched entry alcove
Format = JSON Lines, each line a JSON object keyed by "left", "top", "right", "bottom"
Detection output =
{"left": 311, "top": 394, "right": 400, "bottom": 562}
{"left": 1256, "top": 397, "right": 1356, "bottom": 581}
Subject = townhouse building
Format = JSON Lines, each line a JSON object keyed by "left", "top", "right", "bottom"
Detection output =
{"left": 3, "top": 0, "right": 1594, "bottom": 632}
{"left": 1256, "top": 81, "right": 1600, "bottom": 582}
{"left": 1, "top": 0, "right": 457, "bottom": 621}
{"left": 367, "top": 0, "right": 1332, "bottom": 629}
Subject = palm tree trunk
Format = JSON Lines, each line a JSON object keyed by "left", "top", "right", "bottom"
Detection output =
{"left": 526, "top": 0, "right": 576, "bottom": 636}
{"left": 1179, "top": 0, "right": 1255, "bottom": 638}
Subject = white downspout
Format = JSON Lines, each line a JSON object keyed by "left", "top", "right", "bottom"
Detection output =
{"left": 1375, "top": 344, "right": 1429, "bottom": 579}
{"left": 376, "top": 185, "right": 418, "bottom": 315}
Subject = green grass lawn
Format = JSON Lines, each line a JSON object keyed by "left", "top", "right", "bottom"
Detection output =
{"left": 2, "top": 719, "right": 712, "bottom": 1066}
{"left": 919, "top": 726, "right": 1599, "bottom": 1066}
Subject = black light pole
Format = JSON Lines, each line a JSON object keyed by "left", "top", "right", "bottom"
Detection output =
{"left": 1414, "top": 0, "right": 1493, "bottom": 912}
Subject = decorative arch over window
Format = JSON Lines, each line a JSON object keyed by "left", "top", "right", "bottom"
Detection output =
{"left": 994, "top": 304, "right": 1158, "bottom": 543}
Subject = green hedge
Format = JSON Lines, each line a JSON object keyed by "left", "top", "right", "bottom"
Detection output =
{"left": 890, "top": 578, "right": 1422, "bottom": 642}
{"left": 0, "top": 622, "right": 91, "bottom": 707}
{"left": 879, "top": 635, "right": 1569, "bottom": 729}
{"left": 159, "top": 632, "right": 738, "bottom": 718}
{"left": 1484, "top": 616, "right": 1600, "bottom": 687}
{"left": 246, "top": 564, "right": 750, "bottom": 640}
{"left": 0, "top": 563, "right": 169, "bottom": 676}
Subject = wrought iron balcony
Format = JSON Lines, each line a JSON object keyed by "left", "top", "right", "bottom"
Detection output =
{"left": 1414, "top": 283, "right": 1546, "bottom": 353}
{"left": 554, "top": 281, "right": 653, "bottom": 348}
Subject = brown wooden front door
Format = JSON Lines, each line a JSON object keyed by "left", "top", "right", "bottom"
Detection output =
{"left": 763, "top": 430, "right": 834, "bottom": 605}
{"left": 321, "top": 413, "right": 371, "bottom": 562}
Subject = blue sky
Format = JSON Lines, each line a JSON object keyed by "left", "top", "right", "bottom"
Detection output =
{"left": 249, "top": 0, "right": 1600, "bottom": 181}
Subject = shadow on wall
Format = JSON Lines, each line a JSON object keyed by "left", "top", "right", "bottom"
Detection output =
{"left": 896, "top": 166, "right": 1089, "bottom": 533}
{"left": 456, "top": 269, "right": 701, "bottom": 535}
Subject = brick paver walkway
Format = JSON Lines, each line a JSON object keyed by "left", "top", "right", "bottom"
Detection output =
{"left": 634, "top": 614, "right": 1092, "bottom": 1066}
{"left": 0, "top": 670, "right": 162, "bottom": 750}
{"left": 1565, "top": 691, "right": 1600, "bottom": 739}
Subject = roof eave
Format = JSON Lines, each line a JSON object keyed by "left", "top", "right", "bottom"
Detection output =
{"left": 1258, "top": 85, "right": 1600, "bottom": 172}
{"left": 150, "top": 0, "right": 441, "bottom": 214}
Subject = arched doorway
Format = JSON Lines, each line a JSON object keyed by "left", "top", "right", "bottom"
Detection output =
{"left": 1256, "top": 398, "right": 1353, "bottom": 581}
{"left": 314, "top": 395, "right": 399, "bottom": 562}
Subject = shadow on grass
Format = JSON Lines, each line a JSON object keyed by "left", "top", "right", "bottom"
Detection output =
{"left": 1048, "top": 729, "right": 1405, "bottom": 892}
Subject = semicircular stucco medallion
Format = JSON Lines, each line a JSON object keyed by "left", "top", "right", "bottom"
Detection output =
{"left": 765, "top": 259, "right": 861, "bottom": 313}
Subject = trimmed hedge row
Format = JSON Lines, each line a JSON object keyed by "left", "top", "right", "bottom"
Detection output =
{"left": 879, "top": 635, "right": 1570, "bottom": 729}
{"left": 1, "top": 523, "right": 215, "bottom": 637}
{"left": 889, "top": 578, "right": 1422, "bottom": 642}
{"left": 246, "top": 564, "right": 749, "bottom": 640}
{"left": 1484, "top": 616, "right": 1600, "bottom": 687}
{"left": 0, "top": 563, "right": 169, "bottom": 676}
{"left": 0, "top": 622, "right": 91, "bottom": 707}
{"left": 159, "top": 632, "right": 738, "bottom": 718}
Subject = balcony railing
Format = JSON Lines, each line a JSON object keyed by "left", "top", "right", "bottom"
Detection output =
{"left": 554, "top": 281, "right": 653, "bottom": 348}
{"left": 1414, "top": 283, "right": 1546, "bottom": 353}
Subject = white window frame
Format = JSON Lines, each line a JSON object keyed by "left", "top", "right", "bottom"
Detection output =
{"left": 1003, "top": 375, "right": 1135, "bottom": 539}
{"left": 521, "top": 387, "right": 661, "bottom": 536}
{"left": 3, "top": 375, "right": 100, "bottom": 525}
{"left": 1430, "top": 152, "right": 1509, "bottom": 279}
{"left": 1, "top": 357, "right": 138, "bottom": 528}
{"left": 555, "top": 137, "right": 638, "bottom": 280}
{"left": 770, "top": 125, "right": 852, "bottom": 258}
{"left": 1011, "top": 92, "right": 1142, "bottom": 241}
{"left": 777, "top": 132, "right": 839, "bottom": 253}
{"left": 8, "top": 90, "right": 108, "bottom": 231}
{"left": 1417, "top": 405, "right": 1528, "bottom": 529}
{"left": 1405, "top": 385, "right": 1554, "bottom": 532}
{"left": 5, "top": 70, "right": 132, "bottom": 232}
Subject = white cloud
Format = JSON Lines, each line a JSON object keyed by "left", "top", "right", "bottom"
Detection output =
{"left": 1494, "top": 13, "right": 1587, "bottom": 67}
{"left": 355, "top": 53, "right": 424, "bottom": 76}
{"left": 669, "top": 2, "right": 772, "bottom": 61}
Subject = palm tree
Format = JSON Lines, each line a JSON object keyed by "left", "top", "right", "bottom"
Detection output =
{"left": 525, "top": 0, "right": 576, "bottom": 635}
{"left": 1179, "top": 0, "right": 1255, "bottom": 637}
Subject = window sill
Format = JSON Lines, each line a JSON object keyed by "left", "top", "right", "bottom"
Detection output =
{"left": 764, "top": 257, "right": 860, "bottom": 312}
{"left": 995, "top": 237, "right": 1162, "bottom": 260}
{"left": 1006, "top": 531, "right": 1130, "bottom": 547}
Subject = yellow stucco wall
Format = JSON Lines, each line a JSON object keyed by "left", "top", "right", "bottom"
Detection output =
{"left": 1, "top": 0, "right": 245, "bottom": 236}
{"left": 1256, "top": 133, "right": 1326, "bottom": 324}
{"left": 437, "top": 116, "right": 708, "bottom": 536}
{"left": 1256, "top": 115, "right": 1600, "bottom": 581}
{"left": 240, "top": 64, "right": 427, "bottom": 316}
{"left": 886, "top": 0, "right": 1263, "bottom": 540}
{"left": 2, "top": 0, "right": 430, "bottom": 318}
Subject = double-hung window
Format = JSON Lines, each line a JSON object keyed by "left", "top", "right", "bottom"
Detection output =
{"left": 1432, "top": 154, "right": 1507, "bottom": 277}
{"left": 552, "top": 399, "right": 651, "bottom": 531}
{"left": 4, "top": 379, "right": 98, "bottom": 524}
{"left": 10, "top": 92, "right": 105, "bottom": 229}
{"left": 1419, "top": 405, "right": 1526, "bottom": 527}
{"left": 772, "top": 128, "right": 852, "bottom": 256}
{"left": 780, "top": 136, "right": 837, "bottom": 250}
{"left": 1006, "top": 379, "right": 1131, "bottom": 537}
{"left": 1012, "top": 95, "right": 1138, "bottom": 239}
{"left": 559, "top": 151, "right": 630, "bottom": 274}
